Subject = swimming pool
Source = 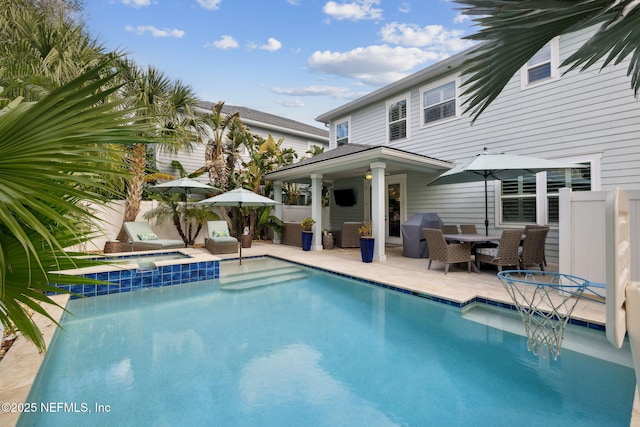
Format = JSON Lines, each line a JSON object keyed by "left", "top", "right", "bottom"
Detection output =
{"left": 21, "top": 258, "right": 635, "bottom": 426}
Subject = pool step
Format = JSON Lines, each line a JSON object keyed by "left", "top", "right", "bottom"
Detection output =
{"left": 220, "top": 266, "right": 308, "bottom": 290}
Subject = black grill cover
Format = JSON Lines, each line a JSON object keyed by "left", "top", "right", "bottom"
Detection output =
{"left": 402, "top": 213, "right": 443, "bottom": 258}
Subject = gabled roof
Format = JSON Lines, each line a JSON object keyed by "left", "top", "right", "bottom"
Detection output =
{"left": 197, "top": 101, "right": 328, "bottom": 140}
{"left": 265, "top": 143, "right": 453, "bottom": 183}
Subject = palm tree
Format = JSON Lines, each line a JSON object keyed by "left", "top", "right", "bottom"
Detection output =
{"left": 204, "top": 101, "right": 240, "bottom": 191}
{"left": 0, "top": 65, "right": 153, "bottom": 350}
{"left": 456, "top": 0, "right": 640, "bottom": 121}
{"left": 115, "top": 62, "right": 203, "bottom": 242}
{"left": 0, "top": 0, "right": 110, "bottom": 102}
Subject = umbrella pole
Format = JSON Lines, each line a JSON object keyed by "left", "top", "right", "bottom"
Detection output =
{"left": 484, "top": 179, "right": 489, "bottom": 236}
{"left": 239, "top": 201, "right": 243, "bottom": 265}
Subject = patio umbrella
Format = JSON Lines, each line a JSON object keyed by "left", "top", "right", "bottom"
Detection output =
{"left": 198, "top": 188, "right": 280, "bottom": 263}
{"left": 428, "top": 148, "right": 576, "bottom": 235}
{"left": 150, "top": 178, "right": 221, "bottom": 247}
{"left": 150, "top": 177, "right": 220, "bottom": 199}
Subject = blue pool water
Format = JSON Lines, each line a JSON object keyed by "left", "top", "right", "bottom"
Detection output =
{"left": 21, "top": 259, "right": 635, "bottom": 426}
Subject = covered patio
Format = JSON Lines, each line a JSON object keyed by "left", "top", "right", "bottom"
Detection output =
{"left": 265, "top": 144, "right": 454, "bottom": 261}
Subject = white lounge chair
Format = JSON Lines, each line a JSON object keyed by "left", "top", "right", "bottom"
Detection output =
{"left": 205, "top": 221, "right": 239, "bottom": 254}
{"left": 122, "top": 221, "right": 184, "bottom": 251}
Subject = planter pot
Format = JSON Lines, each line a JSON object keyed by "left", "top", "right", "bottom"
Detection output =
{"left": 360, "top": 237, "right": 375, "bottom": 263}
{"left": 241, "top": 235, "right": 252, "bottom": 248}
{"left": 322, "top": 234, "right": 334, "bottom": 249}
{"left": 301, "top": 231, "right": 313, "bottom": 251}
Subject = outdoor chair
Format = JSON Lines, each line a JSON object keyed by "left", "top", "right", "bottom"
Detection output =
{"left": 122, "top": 221, "right": 184, "bottom": 251}
{"left": 460, "top": 224, "right": 477, "bottom": 234}
{"left": 441, "top": 224, "right": 459, "bottom": 234}
{"left": 519, "top": 227, "right": 549, "bottom": 271}
{"left": 475, "top": 229, "right": 524, "bottom": 272}
{"left": 423, "top": 228, "right": 472, "bottom": 274}
{"left": 524, "top": 224, "right": 549, "bottom": 266}
{"left": 205, "top": 221, "right": 239, "bottom": 254}
{"left": 337, "top": 222, "right": 362, "bottom": 248}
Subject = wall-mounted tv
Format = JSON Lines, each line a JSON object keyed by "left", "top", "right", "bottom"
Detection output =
{"left": 333, "top": 189, "right": 356, "bottom": 206}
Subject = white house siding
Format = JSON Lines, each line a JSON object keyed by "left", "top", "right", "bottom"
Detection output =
{"left": 322, "top": 26, "right": 640, "bottom": 263}
{"left": 156, "top": 117, "right": 329, "bottom": 180}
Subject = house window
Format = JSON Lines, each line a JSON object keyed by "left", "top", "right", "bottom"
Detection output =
{"left": 386, "top": 95, "right": 408, "bottom": 142}
{"left": 421, "top": 80, "right": 456, "bottom": 125}
{"left": 500, "top": 161, "right": 592, "bottom": 224}
{"left": 336, "top": 119, "right": 349, "bottom": 146}
{"left": 521, "top": 38, "right": 559, "bottom": 87}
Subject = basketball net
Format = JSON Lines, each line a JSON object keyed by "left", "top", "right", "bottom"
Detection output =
{"left": 498, "top": 271, "right": 589, "bottom": 360}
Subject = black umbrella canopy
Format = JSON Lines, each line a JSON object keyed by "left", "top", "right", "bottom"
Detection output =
{"left": 428, "top": 148, "right": 577, "bottom": 235}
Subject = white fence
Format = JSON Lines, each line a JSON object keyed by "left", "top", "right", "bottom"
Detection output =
{"left": 559, "top": 188, "right": 640, "bottom": 285}
{"left": 74, "top": 201, "right": 326, "bottom": 252}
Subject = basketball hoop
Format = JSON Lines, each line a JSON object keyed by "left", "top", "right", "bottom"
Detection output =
{"left": 497, "top": 270, "right": 590, "bottom": 360}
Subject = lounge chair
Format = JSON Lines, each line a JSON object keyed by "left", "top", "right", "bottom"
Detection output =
{"left": 205, "top": 221, "right": 239, "bottom": 254}
{"left": 423, "top": 228, "right": 472, "bottom": 274}
{"left": 122, "top": 221, "right": 184, "bottom": 251}
{"left": 475, "top": 229, "right": 523, "bottom": 271}
{"left": 519, "top": 227, "right": 549, "bottom": 271}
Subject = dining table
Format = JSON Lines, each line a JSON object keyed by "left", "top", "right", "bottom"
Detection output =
{"left": 443, "top": 233, "right": 503, "bottom": 273}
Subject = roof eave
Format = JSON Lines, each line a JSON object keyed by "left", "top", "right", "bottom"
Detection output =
{"left": 315, "top": 48, "right": 472, "bottom": 125}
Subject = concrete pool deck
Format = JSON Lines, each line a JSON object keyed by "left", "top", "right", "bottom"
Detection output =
{"left": 1, "top": 242, "right": 637, "bottom": 426}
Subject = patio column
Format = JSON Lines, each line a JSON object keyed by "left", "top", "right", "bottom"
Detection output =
{"left": 273, "top": 180, "right": 283, "bottom": 244}
{"left": 370, "top": 162, "right": 386, "bottom": 262}
{"left": 311, "top": 173, "right": 323, "bottom": 251}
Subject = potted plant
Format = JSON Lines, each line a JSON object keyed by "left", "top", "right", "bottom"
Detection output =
{"left": 358, "top": 221, "right": 375, "bottom": 263}
{"left": 300, "top": 217, "right": 315, "bottom": 251}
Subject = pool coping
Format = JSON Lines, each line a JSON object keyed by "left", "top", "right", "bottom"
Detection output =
{"left": 252, "top": 254, "right": 607, "bottom": 332}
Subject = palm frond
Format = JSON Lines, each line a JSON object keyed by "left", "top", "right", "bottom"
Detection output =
{"left": 456, "top": 0, "right": 629, "bottom": 121}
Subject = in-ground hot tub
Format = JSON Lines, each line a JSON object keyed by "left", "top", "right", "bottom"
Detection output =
{"left": 52, "top": 248, "right": 220, "bottom": 298}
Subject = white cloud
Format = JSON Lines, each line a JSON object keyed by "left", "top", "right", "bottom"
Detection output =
{"left": 125, "top": 25, "right": 185, "bottom": 38}
{"left": 261, "top": 37, "right": 282, "bottom": 52}
{"left": 272, "top": 85, "right": 358, "bottom": 99}
{"left": 197, "top": 0, "right": 222, "bottom": 10}
{"left": 308, "top": 45, "right": 441, "bottom": 86}
{"left": 206, "top": 35, "right": 238, "bottom": 49}
{"left": 323, "top": 0, "right": 383, "bottom": 21}
{"left": 248, "top": 37, "right": 283, "bottom": 52}
{"left": 286, "top": 0, "right": 301, "bottom": 5}
{"left": 454, "top": 13, "right": 471, "bottom": 24}
{"left": 121, "top": 0, "right": 150, "bottom": 7}
{"left": 379, "top": 22, "right": 470, "bottom": 52}
{"left": 398, "top": 2, "right": 410, "bottom": 13}
{"left": 276, "top": 98, "right": 305, "bottom": 108}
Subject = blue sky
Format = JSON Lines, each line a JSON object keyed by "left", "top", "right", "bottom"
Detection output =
{"left": 85, "top": 1, "right": 475, "bottom": 128}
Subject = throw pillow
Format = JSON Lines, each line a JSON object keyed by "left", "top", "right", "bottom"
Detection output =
{"left": 138, "top": 232, "right": 159, "bottom": 241}
{"left": 213, "top": 229, "right": 230, "bottom": 238}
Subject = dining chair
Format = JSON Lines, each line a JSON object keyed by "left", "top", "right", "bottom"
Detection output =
{"left": 475, "top": 229, "right": 524, "bottom": 271}
{"left": 441, "top": 224, "right": 459, "bottom": 234}
{"left": 519, "top": 227, "right": 549, "bottom": 271}
{"left": 460, "top": 224, "right": 477, "bottom": 234}
{"left": 423, "top": 228, "right": 472, "bottom": 274}
{"left": 523, "top": 224, "right": 549, "bottom": 266}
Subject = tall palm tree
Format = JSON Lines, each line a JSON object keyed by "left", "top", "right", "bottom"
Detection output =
{"left": 0, "top": 65, "right": 153, "bottom": 350}
{"left": 456, "top": 0, "right": 640, "bottom": 121}
{"left": 115, "top": 62, "right": 203, "bottom": 242}
{"left": 204, "top": 101, "right": 240, "bottom": 191}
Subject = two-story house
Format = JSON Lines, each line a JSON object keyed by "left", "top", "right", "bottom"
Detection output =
{"left": 265, "top": 25, "right": 640, "bottom": 263}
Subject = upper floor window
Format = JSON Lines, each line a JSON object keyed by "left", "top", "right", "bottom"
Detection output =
{"left": 336, "top": 118, "right": 349, "bottom": 146}
{"left": 421, "top": 79, "right": 457, "bottom": 126}
{"left": 386, "top": 94, "right": 409, "bottom": 142}
{"left": 521, "top": 38, "right": 559, "bottom": 88}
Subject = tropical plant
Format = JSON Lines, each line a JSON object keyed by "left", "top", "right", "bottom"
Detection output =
{"left": 301, "top": 217, "right": 315, "bottom": 232}
{"left": 0, "top": 65, "right": 152, "bottom": 350}
{"left": 358, "top": 221, "right": 373, "bottom": 237}
{"left": 456, "top": 0, "right": 640, "bottom": 121}
{"left": 254, "top": 206, "right": 283, "bottom": 240}
{"left": 143, "top": 161, "right": 219, "bottom": 246}
{"left": 204, "top": 101, "right": 240, "bottom": 190}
